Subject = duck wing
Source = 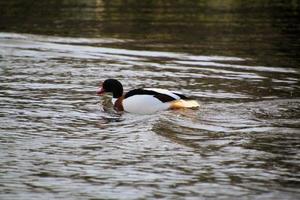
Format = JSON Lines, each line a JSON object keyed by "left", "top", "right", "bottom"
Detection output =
{"left": 124, "top": 88, "right": 187, "bottom": 103}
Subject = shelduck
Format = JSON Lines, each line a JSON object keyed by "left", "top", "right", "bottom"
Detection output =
{"left": 97, "top": 79, "right": 199, "bottom": 114}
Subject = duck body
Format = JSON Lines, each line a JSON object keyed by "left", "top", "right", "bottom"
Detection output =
{"left": 97, "top": 79, "right": 199, "bottom": 115}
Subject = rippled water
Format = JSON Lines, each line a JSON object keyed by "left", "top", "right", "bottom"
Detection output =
{"left": 1, "top": 32, "right": 299, "bottom": 199}
{"left": 1, "top": 1, "right": 300, "bottom": 199}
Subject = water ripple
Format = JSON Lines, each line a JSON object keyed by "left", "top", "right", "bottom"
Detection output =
{"left": 0, "top": 32, "right": 299, "bottom": 199}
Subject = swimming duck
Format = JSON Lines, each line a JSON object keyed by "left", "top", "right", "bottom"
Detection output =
{"left": 97, "top": 79, "right": 199, "bottom": 114}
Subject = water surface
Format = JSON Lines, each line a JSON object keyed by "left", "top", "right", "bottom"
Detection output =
{"left": 0, "top": 1, "right": 300, "bottom": 199}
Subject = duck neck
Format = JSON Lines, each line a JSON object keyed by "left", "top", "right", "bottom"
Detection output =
{"left": 112, "top": 89, "right": 123, "bottom": 99}
{"left": 112, "top": 97, "right": 118, "bottom": 105}
{"left": 112, "top": 90, "right": 122, "bottom": 106}
{"left": 112, "top": 89, "right": 123, "bottom": 110}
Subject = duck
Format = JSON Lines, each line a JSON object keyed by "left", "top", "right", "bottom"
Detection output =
{"left": 97, "top": 79, "right": 199, "bottom": 114}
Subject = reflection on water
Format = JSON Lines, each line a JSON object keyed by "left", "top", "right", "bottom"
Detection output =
{"left": 1, "top": 0, "right": 300, "bottom": 67}
{"left": 0, "top": 0, "right": 300, "bottom": 199}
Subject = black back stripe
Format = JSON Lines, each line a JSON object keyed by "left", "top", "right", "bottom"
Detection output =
{"left": 125, "top": 89, "right": 156, "bottom": 98}
{"left": 154, "top": 93, "right": 176, "bottom": 102}
{"left": 124, "top": 89, "right": 178, "bottom": 103}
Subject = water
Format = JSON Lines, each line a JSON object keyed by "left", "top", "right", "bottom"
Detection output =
{"left": 1, "top": 1, "right": 300, "bottom": 199}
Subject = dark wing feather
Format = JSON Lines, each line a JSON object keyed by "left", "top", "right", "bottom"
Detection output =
{"left": 153, "top": 93, "right": 177, "bottom": 102}
{"left": 124, "top": 89, "right": 177, "bottom": 103}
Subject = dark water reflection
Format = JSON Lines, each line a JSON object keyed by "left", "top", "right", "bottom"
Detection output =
{"left": 1, "top": 1, "right": 300, "bottom": 199}
{"left": 1, "top": 0, "right": 300, "bottom": 67}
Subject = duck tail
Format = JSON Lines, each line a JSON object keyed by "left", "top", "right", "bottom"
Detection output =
{"left": 170, "top": 100, "right": 200, "bottom": 109}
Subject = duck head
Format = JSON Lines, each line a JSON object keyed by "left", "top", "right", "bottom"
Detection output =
{"left": 97, "top": 79, "right": 123, "bottom": 98}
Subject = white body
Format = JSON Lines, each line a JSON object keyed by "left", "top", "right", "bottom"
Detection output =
{"left": 123, "top": 95, "right": 171, "bottom": 114}
{"left": 112, "top": 88, "right": 199, "bottom": 115}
